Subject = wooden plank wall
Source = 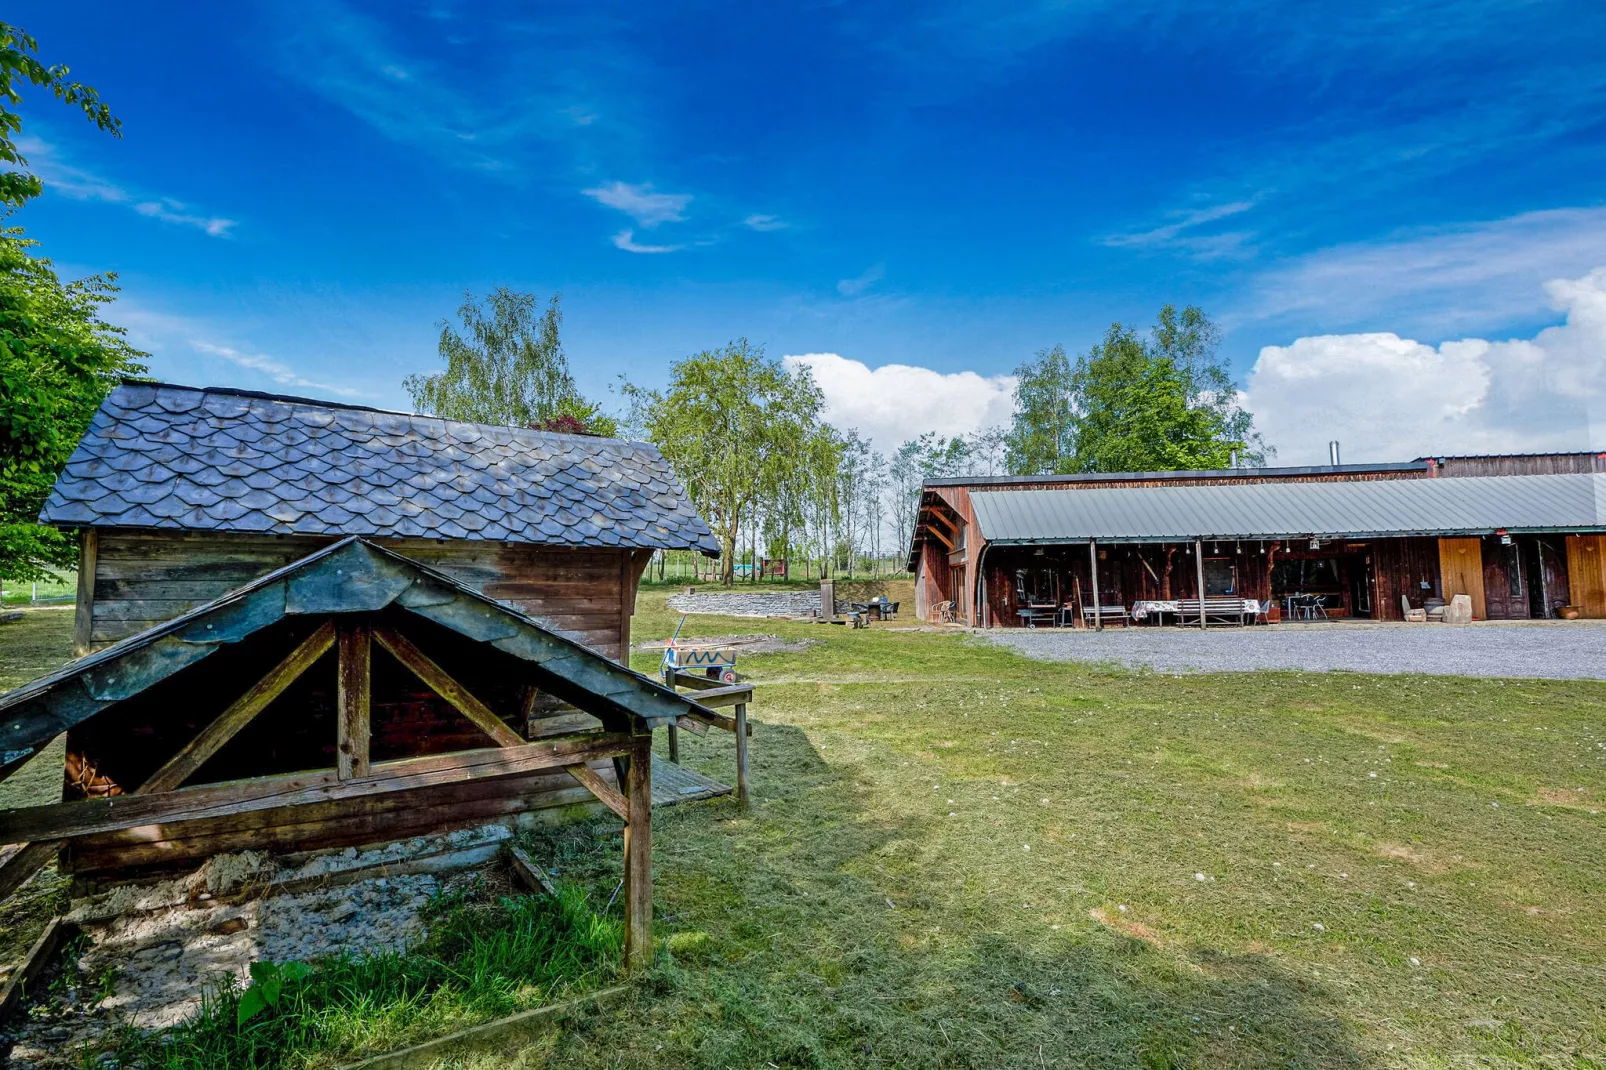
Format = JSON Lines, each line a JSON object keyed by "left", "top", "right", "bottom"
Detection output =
{"left": 1370, "top": 537, "right": 1440, "bottom": 621}
{"left": 1565, "top": 535, "right": 1606, "bottom": 617}
{"left": 1433, "top": 453, "right": 1605, "bottom": 477}
{"left": 87, "top": 530, "right": 634, "bottom": 659}
{"left": 1437, "top": 537, "right": 1487, "bottom": 619}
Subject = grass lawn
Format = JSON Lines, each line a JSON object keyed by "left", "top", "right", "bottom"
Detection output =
{"left": 2, "top": 590, "right": 1604, "bottom": 1067}
{"left": 514, "top": 587, "right": 1604, "bottom": 1069}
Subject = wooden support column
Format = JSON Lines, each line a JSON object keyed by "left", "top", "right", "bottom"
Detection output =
{"left": 734, "top": 702, "right": 750, "bottom": 805}
{"left": 1088, "top": 540, "right": 1101, "bottom": 631}
{"left": 72, "top": 529, "right": 98, "bottom": 658}
{"left": 666, "top": 721, "right": 680, "bottom": 764}
{"left": 1195, "top": 539, "right": 1207, "bottom": 629}
{"left": 337, "top": 623, "right": 371, "bottom": 779}
{"left": 622, "top": 732, "right": 653, "bottom": 973}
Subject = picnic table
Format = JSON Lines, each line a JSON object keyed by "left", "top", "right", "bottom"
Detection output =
{"left": 1132, "top": 599, "right": 1262, "bottom": 625}
{"left": 850, "top": 598, "right": 899, "bottom": 621}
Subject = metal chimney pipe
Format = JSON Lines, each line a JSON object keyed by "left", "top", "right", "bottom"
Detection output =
{"left": 1329, "top": 440, "right": 1341, "bottom": 466}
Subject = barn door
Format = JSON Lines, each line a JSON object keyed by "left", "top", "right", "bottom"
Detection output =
{"left": 1437, "top": 537, "right": 1486, "bottom": 619}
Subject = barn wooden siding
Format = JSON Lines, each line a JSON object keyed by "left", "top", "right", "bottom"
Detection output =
{"left": 1432, "top": 453, "right": 1606, "bottom": 477}
{"left": 82, "top": 530, "right": 650, "bottom": 659}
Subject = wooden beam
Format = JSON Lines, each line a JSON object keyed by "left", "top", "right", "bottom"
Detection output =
{"left": 372, "top": 626, "right": 524, "bottom": 748}
{"left": 681, "top": 708, "right": 751, "bottom": 736}
{"left": 140, "top": 620, "right": 337, "bottom": 795}
{"left": 72, "top": 529, "right": 97, "bottom": 658}
{"left": 665, "top": 670, "right": 724, "bottom": 691}
{"left": 685, "top": 682, "right": 754, "bottom": 708}
{"left": 0, "top": 735, "right": 633, "bottom": 845}
{"left": 673, "top": 714, "right": 709, "bottom": 737}
{"left": 734, "top": 702, "right": 750, "bottom": 806}
{"left": 337, "top": 623, "right": 372, "bottom": 779}
{"left": 923, "top": 507, "right": 960, "bottom": 537}
{"left": 1195, "top": 539, "right": 1207, "bottom": 630}
{"left": 0, "top": 917, "right": 74, "bottom": 1017}
{"left": 0, "top": 842, "right": 58, "bottom": 902}
{"left": 507, "top": 843, "right": 557, "bottom": 897}
{"left": 564, "top": 762, "right": 630, "bottom": 821}
{"left": 924, "top": 522, "right": 955, "bottom": 551}
{"left": 622, "top": 732, "right": 652, "bottom": 973}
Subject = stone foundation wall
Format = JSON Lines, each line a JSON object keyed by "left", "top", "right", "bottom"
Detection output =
{"left": 666, "top": 592, "right": 838, "bottom": 618}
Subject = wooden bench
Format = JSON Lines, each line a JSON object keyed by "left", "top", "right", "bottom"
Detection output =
{"left": 1080, "top": 604, "right": 1130, "bottom": 627}
{"left": 1175, "top": 598, "right": 1253, "bottom": 625}
{"left": 662, "top": 673, "right": 754, "bottom": 805}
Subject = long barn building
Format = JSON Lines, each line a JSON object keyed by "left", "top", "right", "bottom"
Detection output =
{"left": 907, "top": 453, "right": 1606, "bottom": 627}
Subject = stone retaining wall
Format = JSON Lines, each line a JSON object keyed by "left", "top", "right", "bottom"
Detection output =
{"left": 666, "top": 592, "right": 837, "bottom": 618}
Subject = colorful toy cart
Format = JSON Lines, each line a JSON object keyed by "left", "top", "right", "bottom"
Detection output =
{"left": 659, "top": 615, "right": 739, "bottom": 683}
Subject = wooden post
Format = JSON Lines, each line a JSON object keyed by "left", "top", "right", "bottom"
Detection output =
{"left": 337, "top": 622, "right": 371, "bottom": 779}
{"left": 666, "top": 721, "right": 680, "bottom": 764}
{"left": 734, "top": 702, "right": 750, "bottom": 805}
{"left": 622, "top": 733, "right": 653, "bottom": 973}
{"left": 72, "top": 529, "right": 98, "bottom": 658}
{"left": 1195, "top": 539, "right": 1207, "bottom": 629}
{"left": 1088, "top": 540, "right": 1101, "bottom": 631}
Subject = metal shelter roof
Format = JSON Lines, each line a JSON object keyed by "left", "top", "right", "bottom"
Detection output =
{"left": 969, "top": 472, "right": 1606, "bottom": 544}
{"left": 0, "top": 537, "right": 712, "bottom": 775}
{"left": 41, "top": 382, "right": 719, "bottom": 555}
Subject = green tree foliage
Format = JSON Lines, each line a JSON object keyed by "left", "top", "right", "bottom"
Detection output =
{"left": 1007, "top": 306, "right": 1268, "bottom": 475}
{"left": 0, "top": 22, "right": 120, "bottom": 210}
{"left": 624, "top": 339, "right": 825, "bottom": 584}
{"left": 1005, "top": 343, "right": 1076, "bottom": 475}
{"left": 404, "top": 289, "right": 617, "bottom": 436}
{"left": 0, "top": 231, "right": 147, "bottom": 582}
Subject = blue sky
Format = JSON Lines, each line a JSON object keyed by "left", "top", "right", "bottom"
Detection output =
{"left": 12, "top": 0, "right": 1606, "bottom": 463}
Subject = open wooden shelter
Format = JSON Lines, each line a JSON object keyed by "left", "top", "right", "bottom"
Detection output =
{"left": 0, "top": 538, "right": 722, "bottom": 969}
{"left": 908, "top": 454, "right": 1606, "bottom": 627}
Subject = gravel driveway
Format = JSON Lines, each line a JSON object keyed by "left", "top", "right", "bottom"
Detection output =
{"left": 985, "top": 620, "right": 1606, "bottom": 679}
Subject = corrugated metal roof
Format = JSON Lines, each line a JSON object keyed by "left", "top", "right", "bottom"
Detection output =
{"left": 40, "top": 382, "right": 720, "bottom": 554}
{"left": 922, "top": 460, "right": 1427, "bottom": 488}
{"left": 970, "top": 473, "right": 1606, "bottom": 543}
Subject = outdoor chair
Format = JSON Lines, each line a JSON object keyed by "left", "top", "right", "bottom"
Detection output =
{"left": 934, "top": 600, "right": 955, "bottom": 624}
{"left": 1400, "top": 595, "right": 1427, "bottom": 623}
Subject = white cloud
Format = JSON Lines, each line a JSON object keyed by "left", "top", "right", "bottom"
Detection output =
{"left": 743, "top": 213, "right": 786, "bottom": 232}
{"left": 190, "top": 341, "right": 366, "bottom": 397}
{"left": 17, "top": 136, "right": 235, "bottom": 237}
{"left": 1246, "top": 207, "right": 1606, "bottom": 335}
{"left": 610, "top": 228, "right": 681, "bottom": 254}
{"left": 1245, "top": 267, "right": 1606, "bottom": 463}
{"left": 837, "top": 265, "right": 884, "bottom": 297}
{"left": 583, "top": 181, "right": 690, "bottom": 227}
{"left": 785, "top": 352, "right": 1016, "bottom": 454}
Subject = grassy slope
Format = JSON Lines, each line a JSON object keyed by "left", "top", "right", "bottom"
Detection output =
{"left": 515, "top": 587, "right": 1605, "bottom": 1069}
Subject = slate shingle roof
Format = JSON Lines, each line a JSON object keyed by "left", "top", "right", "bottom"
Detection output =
{"left": 40, "top": 383, "right": 720, "bottom": 553}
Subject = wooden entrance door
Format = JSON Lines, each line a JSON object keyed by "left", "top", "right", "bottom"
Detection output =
{"left": 1438, "top": 537, "right": 1487, "bottom": 619}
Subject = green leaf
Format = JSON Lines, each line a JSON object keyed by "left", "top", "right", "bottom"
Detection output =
{"left": 279, "top": 961, "right": 311, "bottom": 984}
{"left": 235, "top": 986, "right": 266, "bottom": 1027}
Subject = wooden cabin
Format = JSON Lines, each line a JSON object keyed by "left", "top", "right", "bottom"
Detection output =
{"left": 909, "top": 454, "right": 1606, "bottom": 627}
{"left": 40, "top": 382, "right": 719, "bottom": 660}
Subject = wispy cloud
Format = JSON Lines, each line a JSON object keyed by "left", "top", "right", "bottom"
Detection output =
{"left": 743, "top": 213, "right": 787, "bottom": 232}
{"left": 1243, "top": 207, "right": 1606, "bottom": 336}
{"left": 190, "top": 340, "right": 365, "bottom": 396}
{"left": 837, "top": 265, "right": 885, "bottom": 297}
{"left": 1102, "top": 200, "right": 1258, "bottom": 260}
{"left": 18, "top": 135, "right": 236, "bottom": 237}
{"left": 610, "top": 229, "right": 681, "bottom": 254}
{"left": 584, "top": 181, "right": 690, "bottom": 227}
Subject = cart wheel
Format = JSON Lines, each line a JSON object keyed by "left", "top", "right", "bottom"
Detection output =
{"left": 705, "top": 667, "right": 721, "bottom": 680}
{"left": 721, "top": 669, "right": 737, "bottom": 684}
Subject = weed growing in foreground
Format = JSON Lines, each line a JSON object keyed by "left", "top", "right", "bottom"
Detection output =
{"left": 96, "top": 878, "right": 620, "bottom": 1070}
